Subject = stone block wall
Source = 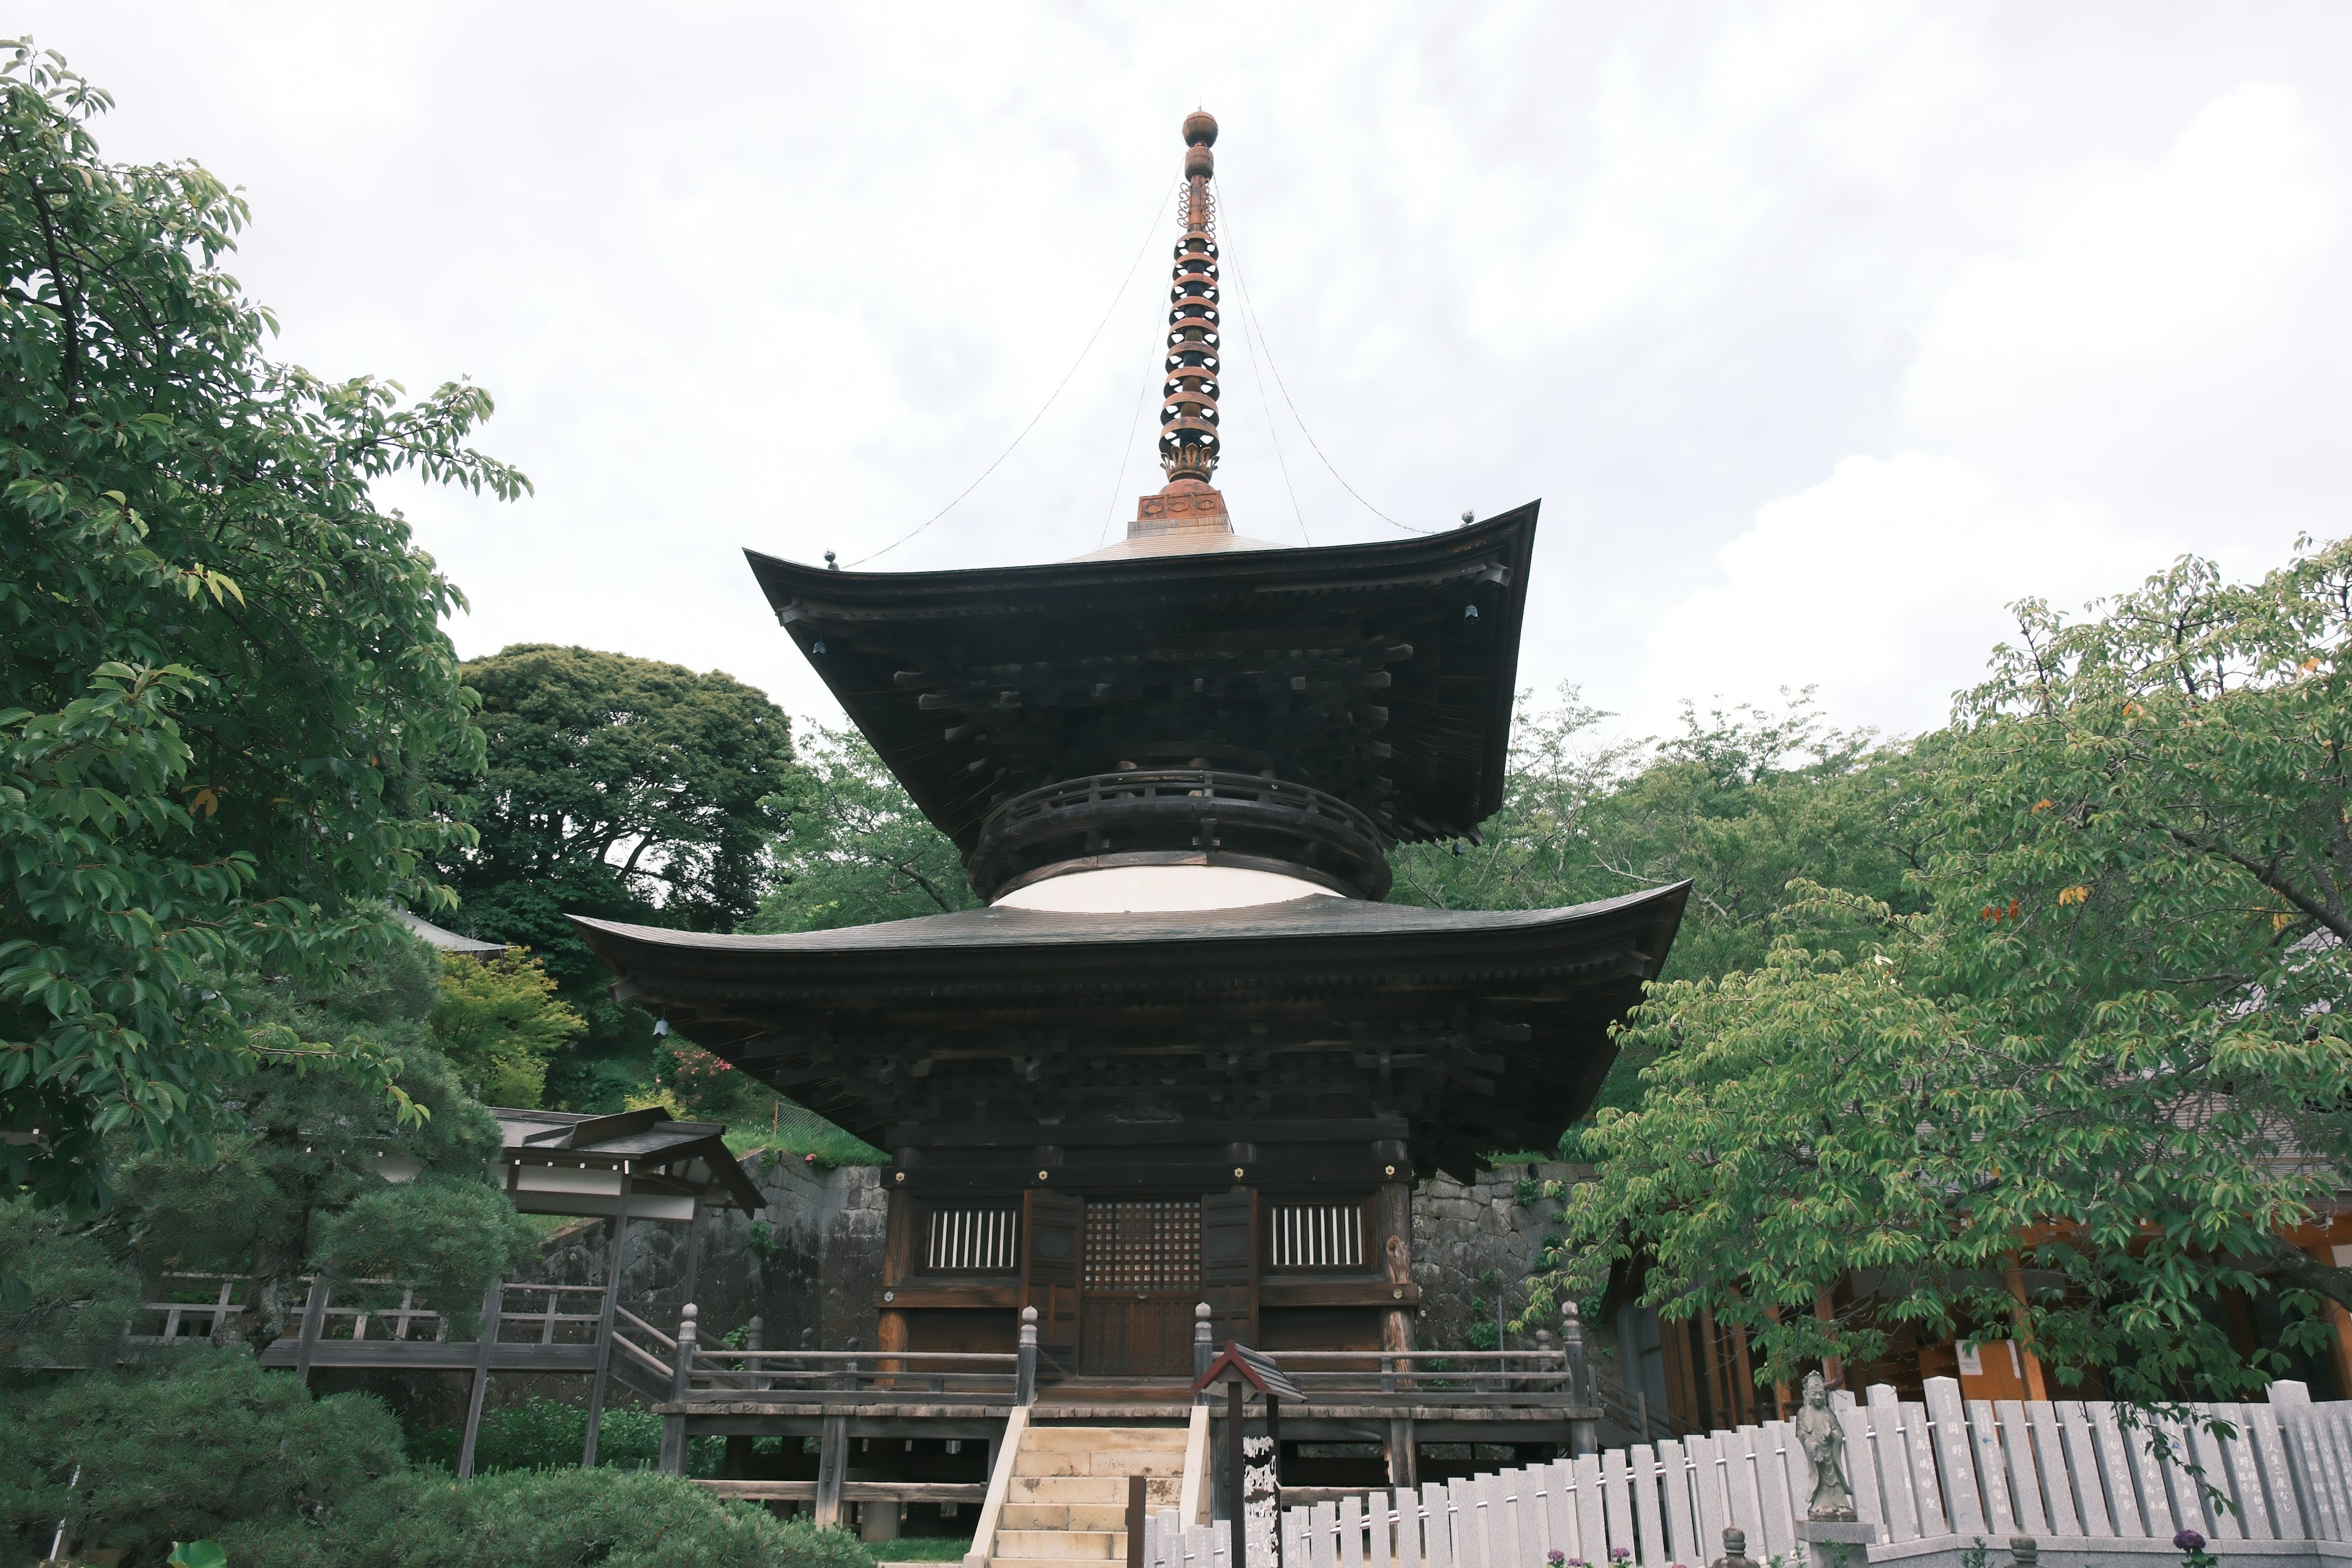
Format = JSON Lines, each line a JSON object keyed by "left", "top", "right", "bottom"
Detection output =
{"left": 1410, "top": 1160, "right": 1590, "bottom": 1352}
{"left": 531, "top": 1154, "right": 886, "bottom": 1352}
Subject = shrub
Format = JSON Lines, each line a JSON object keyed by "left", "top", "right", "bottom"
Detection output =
{"left": 0, "top": 1351, "right": 405, "bottom": 1564}
{"left": 223, "top": 1466, "right": 873, "bottom": 1568}
{"left": 404, "top": 1396, "right": 720, "bottom": 1477}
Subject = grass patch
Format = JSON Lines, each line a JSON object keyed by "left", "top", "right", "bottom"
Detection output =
{"left": 872, "top": 1538, "right": 973, "bottom": 1561}
{"left": 728, "top": 1101, "right": 886, "bottom": 1167}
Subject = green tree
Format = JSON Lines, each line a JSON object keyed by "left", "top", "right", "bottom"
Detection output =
{"left": 1390, "top": 687, "right": 1931, "bottom": 1129}
{"left": 0, "top": 44, "right": 526, "bottom": 1215}
{"left": 427, "top": 948, "right": 582, "bottom": 1107}
{"left": 2, "top": 1353, "right": 874, "bottom": 1568}
{"left": 0, "top": 1351, "right": 407, "bottom": 1565}
{"left": 436, "top": 645, "right": 798, "bottom": 1107}
{"left": 107, "top": 935, "right": 533, "bottom": 1348}
{"left": 224, "top": 1467, "right": 873, "bottom": 1568}
{"left": 0, "top": 1191, "right": 139, "bottom": 1368}
{"left": 749, "top": 723, "right": 976, "bottom": 935}
{"left": 1551, "top": 537, "right": 2352, "bottom": 1409}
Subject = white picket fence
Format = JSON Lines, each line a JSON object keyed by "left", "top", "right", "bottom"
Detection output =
{"left": 1148, "top": 1378, "right": 2352, "bottom": 1568}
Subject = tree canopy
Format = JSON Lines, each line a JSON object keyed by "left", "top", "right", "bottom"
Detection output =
{"left": 436, "top": 644, "right": 797, "bottom": 1107}
{"left": 749, "top": 723, "right": 977, "bottom": 935}
{"left": 0, "top": 43, "right": 524, "bottom": 1213}
{"left": 1547, "top": 537, "right": 2352, "bottom": 1407}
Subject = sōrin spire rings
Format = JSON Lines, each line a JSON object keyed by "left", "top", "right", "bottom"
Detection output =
{"left": 1159, "top": 112, "right": 1223, "bottom": 484}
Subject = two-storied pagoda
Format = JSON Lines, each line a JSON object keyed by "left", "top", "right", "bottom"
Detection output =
{"left": 573, "top": 112, "right": 1685, "bottom": 1390}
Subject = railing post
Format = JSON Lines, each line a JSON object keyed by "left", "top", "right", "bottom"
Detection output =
{"left": 659, "top": 1302, "right": 696, "bottom": 1474}
{"left": 581, "top": 1207, "right": 631, "bottom": 1469}
{"left": 747, "top": 1314, "right": 767, "bottom": 1392}
{"left": 292, "top": 1275, "right": 328, "bottom": 1387}
{"left": 1562, "top": 1300, "right": 1599, "bottom": 1457}
{"left": 456, "top": 1278, "right": 505, "bottom": 1480}
{"left": 1193, "top": 1302, "right": 1213, "bottom": 1403}
{"left": 1017, "top": 1305, "right": 1039, "bottom": 1406}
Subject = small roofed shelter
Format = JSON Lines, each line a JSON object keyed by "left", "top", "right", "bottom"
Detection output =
{"left": 495, "top": 1106, "right": 764, "bottom": 1226}
{"left": 1196, "top": 1341, "right": 1305, "bottom": 1561}
{"left": 492, "top": 1107, "right": 764, "bottom": 1458}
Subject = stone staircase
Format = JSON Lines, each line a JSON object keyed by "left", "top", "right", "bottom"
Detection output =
{"left": 989, "top": 1421, "right": 1188, "bottom": 1568}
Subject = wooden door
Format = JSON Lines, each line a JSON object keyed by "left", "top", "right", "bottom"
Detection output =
{"left": 1022, "top": 1189, "right": 1084, "bottom": 1376}
{"left": 1201, "top": 1188, "right": 1258, "bottom": 1349}
{"left": 1079, "top": 1198, "right": 1203, "bottom": 1377}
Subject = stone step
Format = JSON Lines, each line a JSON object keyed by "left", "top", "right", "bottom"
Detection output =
{"left": 1020, "top": 1426, "right": 1188, "bottom": 1453}
{"left": 1013, "top": 1450, "right": 1186, "bottom": 1479}
{"left": 1001, "top": 1502, "right": 1137, "bottom": 1532}
{"left": 992, "top": 1530, "right": 1125, "bottom": 1561}
{"left": 995, "top": 1559, "right": 1126, "bottom": 1568}
{"left": 1009, "top": 1474, "right": 1183, "bottom": 1507}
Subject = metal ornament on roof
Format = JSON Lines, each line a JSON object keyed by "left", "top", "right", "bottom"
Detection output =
{"left": 1159, "top": 110, "right": 1224, "bottom": 485}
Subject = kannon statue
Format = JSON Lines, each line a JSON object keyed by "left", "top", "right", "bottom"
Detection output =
{"left": 1793, "top": 1370, "right": 1858, "bottom": 1521}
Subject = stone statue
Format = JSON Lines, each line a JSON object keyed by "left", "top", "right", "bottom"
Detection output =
{"left": 1709, "top": 1526, "right": 1760, "bottom": 1568}
{"left": 1793, "top": 1370, "right": 1858, "bottom": 1521}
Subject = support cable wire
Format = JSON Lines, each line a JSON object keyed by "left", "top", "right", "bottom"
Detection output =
{"left": 1214, "top": 178, "right": 1435, "bottom": 536}
{"left": 1098, "top": 376, "right": 1156, "bottom": 549}
{"left": 849, "top": 178, "right": 1180, "bottom": 567}
{"left": 1229, "top": 254, "right": 1310, "bottom": 546}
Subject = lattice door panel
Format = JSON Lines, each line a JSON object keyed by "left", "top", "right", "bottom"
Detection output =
{"left": 1079, "top": 1198, "right": 1203, "bottom": 1377}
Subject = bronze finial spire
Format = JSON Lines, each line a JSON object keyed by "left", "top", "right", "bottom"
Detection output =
{"left": 1132, "top": 110, "right": 1233, "bottom": 539}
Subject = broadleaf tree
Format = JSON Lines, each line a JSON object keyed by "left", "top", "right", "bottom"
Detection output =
{"left": 749, "top": 723, "right": 977, "bottom": 935}
{"left": 434, "top": 644, "right": 798, "bottom": 1106}
{"left": 1545, "top": 537, "right": 2352, "bottom": 1410}
{"left": 0, "top": 43, "right": 526, "bottom": 1215}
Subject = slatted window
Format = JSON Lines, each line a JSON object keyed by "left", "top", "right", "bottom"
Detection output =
{"left": 1266, "top": 1200, "right": 1368, "bottom": 1271}
{"left": 1082, "top": 1200, "right": 1202, "bottom": 1292}
{"left": 924, "top": 1205, "right": 1020, "bottom": 1273}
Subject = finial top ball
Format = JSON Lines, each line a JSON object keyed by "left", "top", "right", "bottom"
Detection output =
{"left": 1183, "top": 110, "right": 1218, "bottom": 148}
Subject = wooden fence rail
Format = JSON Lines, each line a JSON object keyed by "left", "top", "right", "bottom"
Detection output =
{"left": 1153, "top": 1378, "right": 2352, "bottom": 1568}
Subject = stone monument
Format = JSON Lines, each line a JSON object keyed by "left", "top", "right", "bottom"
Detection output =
{"left": 1792, "top": 1371, "right": 1876, "bottom": 1559}
{"left": 1794, "top": 1371, "right": 1857, "bottom": 1520}
{"left": 1709, "top": 1528, "right": 1761, "bottom": 1568}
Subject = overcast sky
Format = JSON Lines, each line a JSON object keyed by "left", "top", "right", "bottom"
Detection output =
{"left": 26, "top": 3, "right": 2352, "bottom": 748}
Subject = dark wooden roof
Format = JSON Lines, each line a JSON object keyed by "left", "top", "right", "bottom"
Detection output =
{"left": 491, "top": 1106, "right": 764, "bottom": 1215}
{"left": 567, "top": 882, "right": 1686, "bottom": 1178}
{"left": 744, "top": 503, "right": 1539, "bottom": 851}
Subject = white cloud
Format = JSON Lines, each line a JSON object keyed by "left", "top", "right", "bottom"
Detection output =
{"left": 1636, "top": 453, "right": 2167, "bottom": 737}
{"left": 1905, "top": 84, "right": 2332, "bottom": 430}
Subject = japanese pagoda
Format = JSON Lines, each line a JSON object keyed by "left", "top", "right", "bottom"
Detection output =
{"left": 573, "top": 111, "right": 1685, "bottom": 1392}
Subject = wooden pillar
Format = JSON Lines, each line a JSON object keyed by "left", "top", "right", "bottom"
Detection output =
{"left": 681, "top": 1200, "right": 703, "bottom": 1309}
{"left": 1376, "top": 1164, "right": 1415, "bottom": 1359}
{"left": 2003, "top": 1264, "right": 2049, "bottom": 1402}
{"left": 878, "top": 1187, "right": 915, "bottom": 1378}
{"left": 815, "top": 1414, "right": 850, "bottom": 1529}
{"left": 1814, "top": 1285, "right": 1845, "bottom": 1392}
{"left": 582, "top": 1204, "right": 633, "bottom": 1468}
{"left": 292, "top": 1276, "right": 328, "bottom": 1388}
{"left": 1697, "top": 1306, "right": 1728, "bottom": 1430}
{"left": 1729, "top": 1321, "right": 1757, "bottom": 1426}
{"left": 2299, "top": 1240, "right": 2352, "bottom": 1396}
{"left": 458, "top": 1278, "right": 505, "bottom": 1479}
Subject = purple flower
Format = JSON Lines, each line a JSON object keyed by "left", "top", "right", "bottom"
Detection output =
{"left": 1547, "top": 1554, "right": 1566, "bottom": 1567}
{"left": 1612, "top": 1552, "right": 1632, "bottom": 1563}
{"left": 2174, "top": 1531, "right": 2207, "bottom": 1554}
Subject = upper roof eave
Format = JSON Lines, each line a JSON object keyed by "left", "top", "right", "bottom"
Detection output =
{"left": 565, "top": 881, "right": 1687, "bottom": 1001}
{"left": 745, "top": 503, "right": 1538, "bottom": 614}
